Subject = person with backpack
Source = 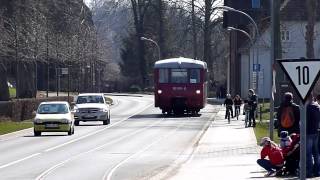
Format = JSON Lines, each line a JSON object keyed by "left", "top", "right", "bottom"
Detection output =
{"left": 276, "top": 92, "right": 300, "bottom": 136}
{"left": 306, "top": 95, "right": 320, "bottom": 177}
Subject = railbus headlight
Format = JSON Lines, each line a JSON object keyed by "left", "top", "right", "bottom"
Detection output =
{"left": 157, "top": 90, "right": 162, "bottom": 94}
{"left": 196, "top": 90, "right": 201, "bottom": 94}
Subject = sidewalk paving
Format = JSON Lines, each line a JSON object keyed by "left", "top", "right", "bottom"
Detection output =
{"left": 170, "top": 106, "right": 290, "bottom": 180}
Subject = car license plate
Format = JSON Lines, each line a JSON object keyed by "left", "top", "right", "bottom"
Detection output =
{"left": 45, "top": 124, "right": 59, "bottom": 128}
{"left": 84, "top": 115, "right": 94, "bottom": 118}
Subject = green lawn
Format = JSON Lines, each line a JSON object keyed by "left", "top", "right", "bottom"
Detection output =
{"left": 254, "top": 122, "right": 279, "bottom": 144}
{"left": 254, "top": 102, "right": 279, "bottom": 144}
{"left": 9, "top": 87, "right": 16, "bottom": 98}
{"left": 0, "top": 120, "right": 33, "bottom": 135}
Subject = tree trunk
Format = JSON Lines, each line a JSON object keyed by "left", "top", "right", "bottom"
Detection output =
{"left": 158, "top": 0, "right": 165, "bottom": 59}
{"left": 204, "top": 0, "right": 212, "bottom": 67}
{"left": 131, "top": 0, "right": 148, "bottom": 87}
{"left": 16, "top": 62, "right": 36, "bottom": 98}
{"left": 305, "top": 0, "right": 317, "bottom": 58}
{"left": 0, "top": 63, "right": 10, "bottom": 101}
{"left": 191, "top": 0, "right": 197, "bottom": 59}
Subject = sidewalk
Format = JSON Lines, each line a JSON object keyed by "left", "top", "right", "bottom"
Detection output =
{"left": 170, "top": 107, "right": 282, "bottom": 180}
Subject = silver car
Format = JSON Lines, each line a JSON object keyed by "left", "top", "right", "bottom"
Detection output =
{"left": 73, "top": 93, "right": 111, "bottom": 125}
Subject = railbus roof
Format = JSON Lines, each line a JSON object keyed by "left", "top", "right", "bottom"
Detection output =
{"left": 154, "top": 57, "right": 207, "bottom": 69}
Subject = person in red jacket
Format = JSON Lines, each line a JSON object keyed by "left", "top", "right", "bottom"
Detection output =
{"left": 257, "top": 137, "right": 284, "bottom": 177}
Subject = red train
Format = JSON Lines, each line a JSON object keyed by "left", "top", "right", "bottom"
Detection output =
{"left": 154, "top": 57, "right": 208, "bottom": 115}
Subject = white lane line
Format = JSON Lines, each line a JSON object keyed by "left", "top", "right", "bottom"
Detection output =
{"left": 0, "top": 153, "right": 41, "bottom": 170}
{"left": 35, "top": 118, "right": 164, "bottom": 180}
{"left": 45, "top": 103, "right": 153, "bottom": 152}
{"left": 103, "top": 117, "right": 186, "bottom": 180}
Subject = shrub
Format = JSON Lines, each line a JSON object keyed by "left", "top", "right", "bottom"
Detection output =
{"left": 129, "top": 85, "right": 141, "bottom": 92}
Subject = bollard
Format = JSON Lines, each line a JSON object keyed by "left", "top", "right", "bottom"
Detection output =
{"left": 259, "top": 105, "right": 262, "bottom": 123}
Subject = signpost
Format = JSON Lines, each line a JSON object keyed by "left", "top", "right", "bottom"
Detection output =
{"left": 278, "top": 59, "right": 320, "bottom": 180}
{"left": 253, "top": 63, "right": 260, "bottom": 72}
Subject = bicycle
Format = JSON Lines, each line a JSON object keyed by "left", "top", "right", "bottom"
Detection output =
{"left": 226, "top": 105, "right": 232, "bottom": 124}
{"left": 235, "top": 105, "right": 241, "bottom": 120}
{"left": 244, "top": 104, "right": 250, "bottom": 128}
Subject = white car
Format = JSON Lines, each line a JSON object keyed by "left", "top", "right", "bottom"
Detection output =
{"left": 33, "top": 101, "right": 75, "bottom": 136}
{"left": 73, "top": 93, "right": 111, "bottom": 126}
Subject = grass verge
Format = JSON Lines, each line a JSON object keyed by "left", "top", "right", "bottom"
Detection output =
{"left": 0, "top": 120, "right": 33, "bottom": 135}
{"left": 9, "top": 87, "right": 16, "bottom": 98}
{"left": 254, "top": 122, "right": 279, "bottom": 144}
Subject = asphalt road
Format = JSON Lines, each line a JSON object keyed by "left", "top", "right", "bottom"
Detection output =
{"left": 0, "top": 95, "right": 219, "bottom": 180}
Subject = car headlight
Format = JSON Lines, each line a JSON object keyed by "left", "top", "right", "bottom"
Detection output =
{"left": 196, "top": 90, "right": 201, "bottom": 94}
{"left": 157, "top": 90, "right": 162, "bottom": 94}
{"left": 99, "top": 108, "right": 108, "bottom": 112}
{"left": 34, "top": 118, "right": 41, "bottom": 124}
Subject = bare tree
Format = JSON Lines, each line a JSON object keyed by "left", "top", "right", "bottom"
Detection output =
{"left": 130, "top": 0, "right": 151, "bottom": 87}
{"left": 305, "top": 0, "right": 318, "bottom": 58}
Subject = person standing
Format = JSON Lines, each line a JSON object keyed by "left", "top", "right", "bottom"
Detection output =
{"left": 276, "top": 92, "right": 300, "bottom": 136}
{"left": 247, "top": 89, "right": 257, "bottom": 127}
{"left": 306, "top": 95, "right": 320, "bottom": 178}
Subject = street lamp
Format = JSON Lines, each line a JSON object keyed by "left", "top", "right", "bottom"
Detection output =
{"left": 227, "top": 27, "right": 254, "bottom": 92}
{"left": 216, "top": 5, "right": 261, "bottom": 95}
{"left": 140, "top": 37, "right": 161, "bottom": 60}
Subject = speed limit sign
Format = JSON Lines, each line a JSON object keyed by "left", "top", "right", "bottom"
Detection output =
{"left": 278, "top": 59, "right": 320, "bottom": 103}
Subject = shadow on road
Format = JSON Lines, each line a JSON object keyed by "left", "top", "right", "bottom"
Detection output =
{"left": 23, "top": 134, "right": 68, "bottom": 137}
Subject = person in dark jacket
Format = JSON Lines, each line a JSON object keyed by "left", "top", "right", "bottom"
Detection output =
{"left": 224, "top": 94, "right": 234, "bottom": 119}
{"left": 276, "top": 92, "right": 300, "bottom": 136}
{"left": 247, "top": 89, "right": 257, "bottom": 127}
{"left": 306, "top": 95, "right": 320, "bottom": 177}
{"left": 234, "top": 94, "right": 242, "bottom": 120}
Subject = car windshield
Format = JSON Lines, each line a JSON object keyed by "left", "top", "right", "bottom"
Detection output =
{"left": 76, "top": 95, "right": 104, "bottom": 104}
{"left": 37, "top": 104, "right": 69, "bottom": 114}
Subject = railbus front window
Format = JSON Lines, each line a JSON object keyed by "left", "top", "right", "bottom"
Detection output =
{"left": 190, "top": 69, "right": 200, "bottom": 83}
{"left": 159, "top": 69, "right": 169, "bottom": 83}
{"left": 171, "top": 69, "right": 188, "bottom": 83}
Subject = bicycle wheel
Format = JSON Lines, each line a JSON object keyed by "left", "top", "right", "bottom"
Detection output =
{"left": 245, "top": 111, "right": 249, "bottom": 128}
{"left": 227, "top": 109, "right": 231, "bottom": 124}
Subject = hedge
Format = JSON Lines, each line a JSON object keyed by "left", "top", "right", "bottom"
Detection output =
{"left": 0, "top": 96, "right": 73, "bottom": 122}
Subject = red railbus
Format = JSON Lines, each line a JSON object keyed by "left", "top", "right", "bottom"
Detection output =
{"left": 154, "top": 57, "right": 208, "bottom": 115}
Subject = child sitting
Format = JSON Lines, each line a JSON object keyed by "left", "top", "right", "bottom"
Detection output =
{"left": 279, "top": 131, "right": 292, "bottom": 149}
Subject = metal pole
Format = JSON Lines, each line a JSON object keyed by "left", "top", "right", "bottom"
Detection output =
{"left": 56, "top": 67, "right": 58, "bottom": 96}
{"left": 46, "top": 34, "right": 49, "bottom": 98}
{"left": 269, "top": 0, "right": 275, "bottom": 141}
{"left": 300, "top": 102, "right": 307, "bottom": 180}
{"left": 68, "top": 66, "right": 70, "bottom": 103}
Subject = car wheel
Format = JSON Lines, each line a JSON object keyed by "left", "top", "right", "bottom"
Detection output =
{"left": 74, "top": 120, "right": 79, "bottom": 126}
{"left": 34, "top": 130, "right": 41, "bottom": 136}
{"left": 103, "top": 120, "right": 109, "bottom": 125}
{"left": 68, "top": 127, "right": 73, "bottom": 136}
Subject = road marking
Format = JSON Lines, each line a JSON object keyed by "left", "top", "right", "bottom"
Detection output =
{"left": 35, "top": 117, "right": 164, "bottom": 180}
{"left": 45, "top": 103, "right": 153, "bottom": 152}
{"left": 103, "top": 116, "right": 187, "bottom": 180}
{"left": 0, "top": 153, "right": 41, "bottom": 170}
